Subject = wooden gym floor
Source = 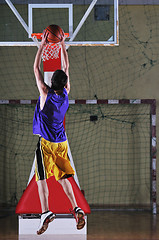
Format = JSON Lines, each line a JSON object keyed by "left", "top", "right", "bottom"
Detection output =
{"left": 0, "top": 210, "right": 159, "bottom": 240}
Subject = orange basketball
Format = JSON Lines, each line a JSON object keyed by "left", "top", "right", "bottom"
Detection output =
{"left": 44, "top": 25, "right": 64, "bottom": 43}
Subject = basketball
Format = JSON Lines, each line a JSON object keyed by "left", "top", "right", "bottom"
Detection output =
{"left": 44, "top": 25, "right": 64, "bottom": 43}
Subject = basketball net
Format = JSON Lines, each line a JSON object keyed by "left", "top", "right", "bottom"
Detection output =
{"left": 31, "top": 33, "right": 69, "bottom": 61}
{"left": 42, "top": 43, "right": 60, "bottom": 61}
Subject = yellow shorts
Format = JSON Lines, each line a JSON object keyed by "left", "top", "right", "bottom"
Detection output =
{"left": 35, "top": 137, "right": 75, "bottom": 181}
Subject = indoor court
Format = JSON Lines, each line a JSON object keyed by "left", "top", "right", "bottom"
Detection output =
{"left": 1, "top": 211, "right": 159, "bottom": 240}
{"left": 0, "top": 0, "right": 159, "bottom": 240}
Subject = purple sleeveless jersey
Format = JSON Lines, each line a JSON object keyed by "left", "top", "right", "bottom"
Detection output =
{"left": 33, "top": 88, "right": 69, "bottom": 142}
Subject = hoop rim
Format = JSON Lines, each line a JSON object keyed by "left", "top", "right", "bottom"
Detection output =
{"left": 31, "top": 32, "right": 69, "bottom": 40}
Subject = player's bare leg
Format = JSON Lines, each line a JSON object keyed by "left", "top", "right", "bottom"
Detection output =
{"left": 58, "top": 178, "right": 85, "bottom": 230}
{"left": 37, "top": 179, "right": 49, "bottom": 213}
{"left": 58, "top": 178, "right": 77, "bottom": 209}
{"left": 37, "top": 179, "right": 55, "bottom": 235}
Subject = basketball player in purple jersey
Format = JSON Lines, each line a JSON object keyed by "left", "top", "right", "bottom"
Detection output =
{"left": 33, "top": 32, "right": 85, "bottom": 235}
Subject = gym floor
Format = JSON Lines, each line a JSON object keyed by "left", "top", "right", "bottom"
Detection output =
{"left": 0, "top": 210, "right": 159, "bottom": 240}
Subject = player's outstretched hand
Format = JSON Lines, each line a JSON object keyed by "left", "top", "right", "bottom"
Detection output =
{"left": 41, "top": 31, "right": 49, "bottom": 48}
{"left": 60, "top": 31, "right": 65, "bottom": 45}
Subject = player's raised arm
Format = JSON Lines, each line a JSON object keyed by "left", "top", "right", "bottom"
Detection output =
{"left": 33, "top": 32, "right": 49, "bottom": 97}
{"left": 60, "top": 38, "right": 70, "bottom": 94}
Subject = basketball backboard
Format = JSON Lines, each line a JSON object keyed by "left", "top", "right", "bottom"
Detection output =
{"left": 0, "top": 0, "right": 119, "bottom": 46}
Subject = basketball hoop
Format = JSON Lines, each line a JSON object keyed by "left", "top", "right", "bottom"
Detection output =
{"left": 42, "top": 43, "right": 61, "bottom": 61}
{"left": 31, "top": 33, "right": 69, "bottom": 61}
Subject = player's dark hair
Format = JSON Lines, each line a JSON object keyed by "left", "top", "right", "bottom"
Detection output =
{"left": 51, "top": 70, "right": 67, "bottom": 90}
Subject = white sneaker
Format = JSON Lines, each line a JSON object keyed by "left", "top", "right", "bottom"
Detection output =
{"left": 72, "top": 207, "right": 85, "bottom": 230}
{"left": 37, "top": 211, "right": 55, "bottom": 235}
